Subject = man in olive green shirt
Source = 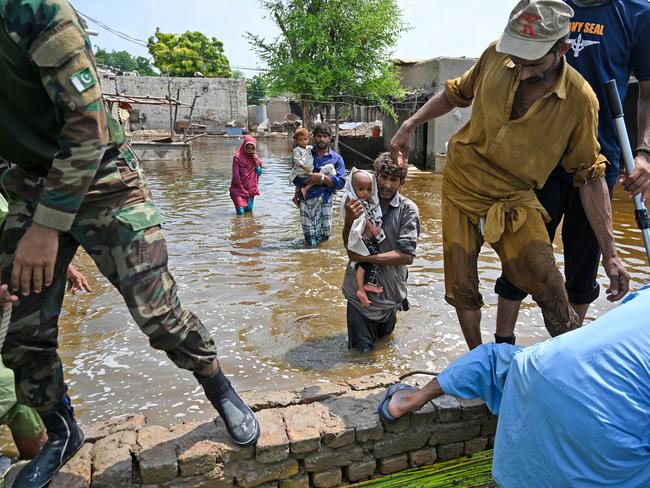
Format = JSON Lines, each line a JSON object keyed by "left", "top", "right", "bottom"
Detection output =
{"left": 391, "top": 0, "right": 629, "bottom": 349}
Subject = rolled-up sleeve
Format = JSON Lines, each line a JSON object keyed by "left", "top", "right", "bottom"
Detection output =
{"left": 395, "top": 203, "right": 420, "bottom": 255}
{"left": 444, "top": 44, "right": 491, "bottom": 108}
{"left": 560, "top": 95, "right": 607, "bottom": 187}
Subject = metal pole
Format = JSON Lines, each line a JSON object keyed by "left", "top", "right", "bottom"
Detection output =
{"left": 182, "top": 94, "right": 200, "bottom": 142}
{"left": 605, "top": 79, "right": 650, "bottom": 265}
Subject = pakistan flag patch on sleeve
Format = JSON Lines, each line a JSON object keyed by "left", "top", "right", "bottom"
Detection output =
{"left": 70, "top": 67, "right": 97, "bottom": 92}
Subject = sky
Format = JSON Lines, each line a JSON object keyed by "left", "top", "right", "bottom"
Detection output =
{"left": 73, "top": 0, "right": 517, "bottom": 74}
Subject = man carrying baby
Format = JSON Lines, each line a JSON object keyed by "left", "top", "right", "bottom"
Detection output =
{"left": 342, "top": 153, "right": 420, "bottom": 352}
{"left": 299, "top": 123, "right": 346, "bottom": 246}
{"left": 289, "top": 128, "right": 337, "bottom": 206}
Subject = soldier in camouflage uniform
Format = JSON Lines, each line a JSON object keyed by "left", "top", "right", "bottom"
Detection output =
{"left": 0, "top": 1, "right": 259, "bottom": 486}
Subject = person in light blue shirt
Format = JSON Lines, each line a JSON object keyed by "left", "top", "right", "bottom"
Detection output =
{"left": 378, "top": 285, "right": 650, "bottom": 487}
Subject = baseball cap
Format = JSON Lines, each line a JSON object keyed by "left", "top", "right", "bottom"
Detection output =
{"left": 496, "top": 0, "right": 574, "bottom": 60}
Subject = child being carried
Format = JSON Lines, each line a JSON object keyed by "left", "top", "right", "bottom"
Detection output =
{"left": 342, "top": 168, "right": 386, "bottom": 308}
{"left": 289, "top": 127, "right": 335, "bottom": 206}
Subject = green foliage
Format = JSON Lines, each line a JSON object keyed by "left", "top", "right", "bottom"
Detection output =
{"left": 94, "top": 47, "right": 157, "bottom": 76}
{"left": 247, "top": 75, "right": 269, "bottom": 105}
{"left": 147, "top": 28, "right": 231, "bottom": 78}
{"left": 348, "top": 450, "right": 495, "bottom": 487}
{"left": 246, "top": 0, "right": 408, "bottom": 119}
{"left": 231, "top": 69, "right": 246, "bottom": 79}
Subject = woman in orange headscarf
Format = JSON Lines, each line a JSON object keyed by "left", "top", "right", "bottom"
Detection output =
{"left": 229, "top": 135, "right": 263, "bottom": 215}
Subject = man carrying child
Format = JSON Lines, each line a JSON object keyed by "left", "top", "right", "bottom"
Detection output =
{"left": 342, "top": 153, "right": 420, "bottom": 352}
{"left": 293, "top": 124, "right": 346, "bottom": 246}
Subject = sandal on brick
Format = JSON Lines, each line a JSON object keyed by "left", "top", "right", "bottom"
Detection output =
{"left": 377, "top": 383, "right": 417, "bottom": 423}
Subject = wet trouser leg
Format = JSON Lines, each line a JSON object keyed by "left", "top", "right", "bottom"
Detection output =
{"left": 0, "top": 197, "right": 78, "bottom": 410}
{"left": 491, "top": 210, "right": 579, "bottom": 337}
{"left": 495, "top": 175, "right": 614, "bottom": 306}
{"left": 442, "top": 197, "right": 484, "bottom": 310}
{"left": 300, "top": 196, "right": 332, "bottom": 245}
{"left": 346, "top": 302, "right": 396, "bottom": 352}
{"left": 1, "top": 162, "right": 218, "bottom": 410}
{"left": 72, "top": 183, "right": 218, "bottom": 377}
{"left": 245, "top": 197, "right": 254, "bottom": 212}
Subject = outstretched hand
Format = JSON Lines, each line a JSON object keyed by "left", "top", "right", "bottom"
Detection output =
{"left": 603, "top": 256, "right": 630, "bottom": 302}
{"left": 344, "top": 198, "right": 364, "bottom": 227}
{"left": 390, "top": 127, "right": 411, "bottom": 165}
{"left": 67, "top": 265, "right": 92, "bottom": 294}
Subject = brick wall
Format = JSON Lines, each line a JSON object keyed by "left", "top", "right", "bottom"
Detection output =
{"left": 5, "top": 373, "right": 495, "bottom": 488}
{"left": 102, "top": 75, "right": 247, "bottom": 133}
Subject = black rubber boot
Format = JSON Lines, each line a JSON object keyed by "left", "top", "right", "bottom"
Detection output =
{"left": 13, "top": 396, "right": 84, "bottom": 488}
{"left": 196, "top": 368, "right": 260, "bottom": 446}
{"left": 494, "top": 333, "right": 516, "bottom": 345}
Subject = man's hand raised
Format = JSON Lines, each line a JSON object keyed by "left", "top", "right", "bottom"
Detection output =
{"left": 344, "top": 198, "right": 364, "bottom": 227}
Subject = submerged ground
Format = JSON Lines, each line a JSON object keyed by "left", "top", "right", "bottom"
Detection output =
{"left": 2, "top": 136, "right": 648, "bottom": 453}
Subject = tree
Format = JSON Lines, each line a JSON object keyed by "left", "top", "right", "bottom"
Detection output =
{"left": 94, "top": 47, "right": 157, "bottom": 76}
{"left": 147, "top": 28, "right": 231, "bottom": 78}
{"left": 246, "top": 0, "right": 407, "bottom": 149}
{"left": 247, "top": 75, "right": 269, "bottom": 105}
{"left": 231, "top": 69, "right": 246, "bottom": 79}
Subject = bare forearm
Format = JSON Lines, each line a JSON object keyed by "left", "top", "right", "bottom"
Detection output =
{"left": 361, "top": 249, "right": 414, "bottom": 266}
{"left": 579, "top": 178, "right": 617, "bottom": 260}
{"left": 342, "top": 223, "right": 351, "bottom": 247}
{"left": 402, "top": 90, "right": 455, "bottom": 131}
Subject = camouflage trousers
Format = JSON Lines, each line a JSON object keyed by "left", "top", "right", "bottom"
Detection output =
{"left": 0, "top": 160, "right": 218, "bottom": 411}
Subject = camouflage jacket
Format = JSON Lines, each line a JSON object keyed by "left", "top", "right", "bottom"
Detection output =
{"left": 0, "top": 0, "right": 123, "bottom": 232}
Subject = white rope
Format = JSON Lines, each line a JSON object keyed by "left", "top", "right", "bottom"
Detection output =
{"left": 0, "top": 303, "right": 12, "bottom": 352}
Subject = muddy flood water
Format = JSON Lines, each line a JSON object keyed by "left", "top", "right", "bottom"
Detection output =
{"left": 2, "top": 136, "right": 649, "bottom": 452}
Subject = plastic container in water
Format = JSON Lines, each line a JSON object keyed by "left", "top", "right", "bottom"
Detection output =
{"left": 225, "top": 127, "right": 243, "bottom": 136}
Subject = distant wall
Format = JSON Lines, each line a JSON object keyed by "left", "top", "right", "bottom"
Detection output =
{"left": 266, "top": 98, "right": 293, "bottom": 124}
{"left": 383, "top": 57, "right": 476, "bottom": 171}
{"left": 103, "top": 75, "right": 247, "bottom": 133}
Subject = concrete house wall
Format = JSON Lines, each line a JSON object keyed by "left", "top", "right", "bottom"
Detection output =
{"left": 383, "top": 57, "right": 476, "bottom": 171}
{"left": 106, "top": 75, "right": 247, "bottom": 133}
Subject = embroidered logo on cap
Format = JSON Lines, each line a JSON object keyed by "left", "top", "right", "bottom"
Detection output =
{"left": 70, "top": 67, "right": 96, "bottom": 93}
{"left": 517, "top": 13, "right": 542, "bottom": 37}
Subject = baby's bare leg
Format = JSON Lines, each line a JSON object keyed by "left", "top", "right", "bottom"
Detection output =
{"left": 301, "top": 183, "right": 314, "bottom": 198}
{"left": 355, "top": 266, "right": 371, "bottom": 308}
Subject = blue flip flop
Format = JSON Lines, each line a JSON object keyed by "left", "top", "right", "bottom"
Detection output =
{"left": 377, "top": 383, "right": 418, "bottom": 423}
